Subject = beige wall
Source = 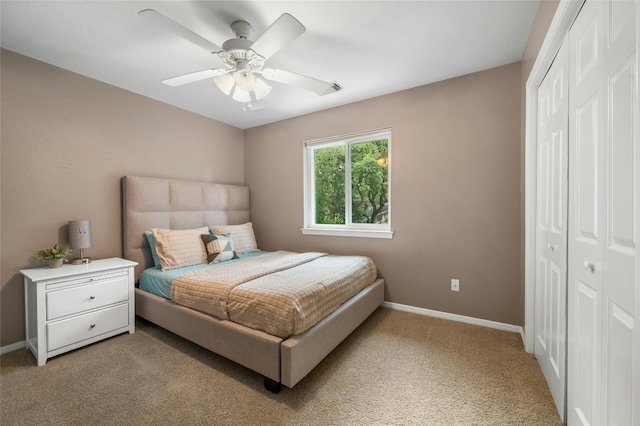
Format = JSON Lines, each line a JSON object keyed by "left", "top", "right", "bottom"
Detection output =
{"left": 245, "top": 62, "right": 523, "bottom": 326}
{"left": 0, "top": 50, "right": 245, "bottom": 346}
{"left": 1, "top": 3, "right": 562, "bottom": 346}
{"left": 521, "top": 1, "right": 561, "bottom": 82}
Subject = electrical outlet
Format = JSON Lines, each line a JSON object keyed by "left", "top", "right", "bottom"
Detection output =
{"left": 451, "top": 279, "right": 460, "bottom": 292}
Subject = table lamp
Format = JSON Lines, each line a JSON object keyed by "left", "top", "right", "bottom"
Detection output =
{"left": 69, "top": 220, "right": 92, "bottom": 264}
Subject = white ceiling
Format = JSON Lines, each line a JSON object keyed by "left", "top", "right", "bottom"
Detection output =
{"left": 1, "top": 1, "right": 539, "bottom": 130}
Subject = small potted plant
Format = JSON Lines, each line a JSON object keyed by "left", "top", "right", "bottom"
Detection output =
{"left": 35, "top": 244, "right": 72, "bottom": 268}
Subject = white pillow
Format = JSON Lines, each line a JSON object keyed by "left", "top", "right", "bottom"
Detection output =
{"left": 209, "top": 222, "right": 258, "bottom": 254}
{"left": 151, "top": 227, "right": 209, "bottom": 271}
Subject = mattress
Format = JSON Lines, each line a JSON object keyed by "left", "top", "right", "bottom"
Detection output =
{"left": 141, "top": 250, "right": 377, "bottom": 338}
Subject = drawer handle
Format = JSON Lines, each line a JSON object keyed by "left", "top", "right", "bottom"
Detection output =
{"left": 90, "top": 324, "right": 96, "bottom": 329}
{"left": 89, "top": 296, "right": 95, "bottom": 300}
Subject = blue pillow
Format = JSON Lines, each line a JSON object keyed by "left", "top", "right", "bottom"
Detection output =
{"left": 144, "top": 231, "right": 161, "bottom": 269}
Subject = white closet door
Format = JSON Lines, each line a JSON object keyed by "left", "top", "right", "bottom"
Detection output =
{"left": 535, "top": 36, "right": 569, "bottom": 422}
{"left": 600, "top": 0, "right": 636, "bottom": 424}
{"left": 568, "top": 2, "right": 605, "bottom": 424}
{"left": 568, "top": 0, "right": 637, "bottom": 424}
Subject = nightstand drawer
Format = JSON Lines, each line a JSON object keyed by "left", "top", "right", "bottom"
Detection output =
{"left": 47, "top": 276, "right": 129, "bottom": 320}
{"left": 47, "top": 303, "right": 129, "bottom": 351}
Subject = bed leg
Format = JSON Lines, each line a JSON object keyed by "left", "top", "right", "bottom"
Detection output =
{"left": 263, "top": 377, "right": 282, "bottom": 394}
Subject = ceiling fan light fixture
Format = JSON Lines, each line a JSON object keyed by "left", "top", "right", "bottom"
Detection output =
{"left": 146, "top": 10, "right": 340, "bottom": 113}
{"left": 254, "top": 78, "right": 272, "bottom": 101}
{"left": 213, "top": 73, "right": 234, "bottom": 95}
{"left": 235, "top": 69, "right": 257, "bottom": 92}
{"left": 232, "top": 86, "right": 252, "bottom": 103}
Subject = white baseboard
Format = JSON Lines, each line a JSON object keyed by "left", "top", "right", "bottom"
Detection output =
{"left": 1, "top": 307, "right": 526, "bottom": 355}
{"left": 382, "top": 302, "right": 526, "bottom": 346}
{"left": 0, "top": 340, "right": 26, "bottom": 355}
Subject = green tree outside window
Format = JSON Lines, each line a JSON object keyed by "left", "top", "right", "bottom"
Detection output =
{"left": 314, "top": 139, "right": 388, "bottom": 225}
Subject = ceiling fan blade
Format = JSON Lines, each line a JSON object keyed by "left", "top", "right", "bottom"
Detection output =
{"left": 249, "top": 13, "right": 305, "bottom": 60}
{"left": 261, "top": 68, "right": 342, "bottom": 96}
{"left": 139, "top": 9, "right": 224, "bottom": 54}
{"left": 162, "top": 68, "right": 229, "bottom": 87}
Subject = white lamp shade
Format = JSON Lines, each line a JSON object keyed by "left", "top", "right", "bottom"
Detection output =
{"left": 215, "top": 69, "right": 272, "bottom": 105}
{"left": 232, "top": 87, "right": 252, "bottom": 102}
{"left": 69, "top": 220, "right": 92, "bottom": 249}
{"left": 213, "top": 73, "right": 235, "bottom": 95}
{"left": 234, "top": 69, "right": 257, "bottom": 92}
{"left": 254, "top": 78, "right": 272, "bottom": 100}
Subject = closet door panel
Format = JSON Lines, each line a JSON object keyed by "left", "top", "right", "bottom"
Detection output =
{"left": 606, "top": 303, "right": 634, "bottom": 426}
{"left": 536, "top": 254, "right": 550, "bottom": 350}
{"left": 607, "top": 51, "right": 636, "bottom": 257}
{"left": 536, "top": 36, "right": 569, "bottom": 420}
{"left": 537, "top": 135, "right": 551, "bottom": 352}
{"left": 575, "top": 280, "right": 598, "bottom": 425}
{"left": 550, "top": 262, "right": 563, "bottom": 374}
{"left": 606, "top": 55, "right": 636, "bottom": 310}
{"left": 575, "top": 96, "right": 600, "bottom": 244}
{"left": 568, "top": 1, "right": 605, "bottom": 424}
{"left": 539, "top": 139, "right": 551, "bottom": 233}
{"left": 602, "top": 0, "right": 636, "bottom": 422}
{"left": 552, "top": 131, "right": 566, "bottom": 236}
{"left": 568, "top": 1, "right": 637, "bottom": 424}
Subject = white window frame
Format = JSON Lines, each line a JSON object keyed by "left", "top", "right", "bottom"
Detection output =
{"left": 302, "top": 128, "right": 393, "bottom": 239}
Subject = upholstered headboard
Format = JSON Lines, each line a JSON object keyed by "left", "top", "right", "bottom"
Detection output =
{"left": 122, "top": 175, "right": 250, "bottom": 281}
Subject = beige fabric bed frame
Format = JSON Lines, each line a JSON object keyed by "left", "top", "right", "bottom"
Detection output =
{"left": 122, "top": 175, "right": 384, "bottom": 392}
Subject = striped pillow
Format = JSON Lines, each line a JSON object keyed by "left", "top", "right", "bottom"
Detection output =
{"left": 209, "top": 222, "right": 258, "bottom": 254}
{"left": 151, "top": 227, "right": 209, "bottom": 271}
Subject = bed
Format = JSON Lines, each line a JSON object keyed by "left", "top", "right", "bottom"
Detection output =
{"left": 122, "top": 175, "right": 384, "bottom": 392}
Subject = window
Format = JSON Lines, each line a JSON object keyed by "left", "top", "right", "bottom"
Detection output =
{"left": 303, "top": 128, "right": 392, "bottom": 238}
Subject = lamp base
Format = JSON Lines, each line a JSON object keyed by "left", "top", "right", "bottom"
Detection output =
{"left": 71, "top": 257, "right": 92, "bottom": 265}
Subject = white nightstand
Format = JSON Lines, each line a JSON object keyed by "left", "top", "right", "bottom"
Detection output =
{"left": 21, "top": 257, "right": 138, "bottom": 366}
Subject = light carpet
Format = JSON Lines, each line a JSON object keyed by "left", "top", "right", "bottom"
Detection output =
{"left": 0, "top": 307, "right": 561, "bottom": 425}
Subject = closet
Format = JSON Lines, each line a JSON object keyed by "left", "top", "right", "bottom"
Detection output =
{"left": 532, "top": 0, "right": 638, "bottom": 424}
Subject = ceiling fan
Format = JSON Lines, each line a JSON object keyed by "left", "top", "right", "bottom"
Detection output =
{"left": 139, "top": 9, "right": 342, "bottom": 111}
